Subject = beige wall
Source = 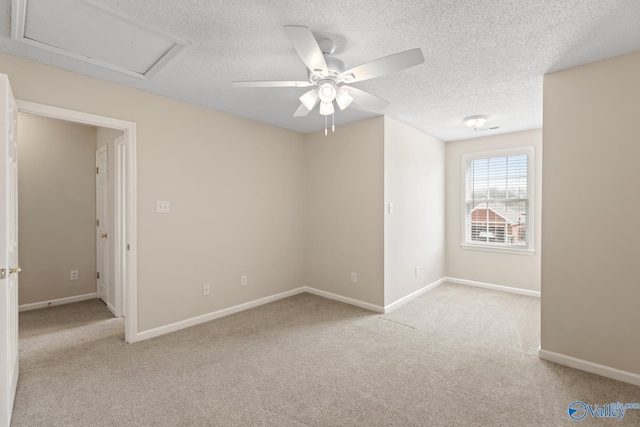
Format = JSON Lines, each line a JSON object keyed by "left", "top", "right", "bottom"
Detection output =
{"left": 542, "top": 51, "right": 640, "bottom": 374}
{"left": 445, "top": 129, "right": 542, "bottom": 292}
{"left": 1, "top": 53, "right": 307, "bottom": 331}
{"left": 18, "top": 114, "right": 97, "bottom": 304}
{"left": 5, "top": 50, "right": 551, "bottom": 339}
{"left": 305, "top": 117, "right": 385, "bottom": 306}
{"left": 384, "top": 117, "right": 445, "bottom": 305}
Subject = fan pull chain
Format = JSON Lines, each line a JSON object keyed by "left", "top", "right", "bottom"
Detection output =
{"left": 325, "top": 115, "right": 328, "bottom": 136}
{"left": 332, "top": 112, "right": 335, "bottom": 133}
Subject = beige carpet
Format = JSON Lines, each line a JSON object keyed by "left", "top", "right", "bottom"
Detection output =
{"left": 12, "top": 283, "right": 640, "bottom": 426}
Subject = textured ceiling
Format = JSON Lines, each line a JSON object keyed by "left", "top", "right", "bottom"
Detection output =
{"left": 1, "top": 0, "right": 640, "bottom": 141}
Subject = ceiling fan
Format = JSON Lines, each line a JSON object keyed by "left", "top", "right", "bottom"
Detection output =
{"left": 231, "top": 25, "right": 425, "bottom": 130}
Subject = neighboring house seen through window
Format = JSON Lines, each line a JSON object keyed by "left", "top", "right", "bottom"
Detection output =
{"left": 462, "top": 147, "right": 534, "bottom": 254}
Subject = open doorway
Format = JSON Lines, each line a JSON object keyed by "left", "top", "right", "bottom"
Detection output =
{"left": 18, "top": 117, "right": 118, "bottom": 313}
{"left": 16, "top": 101, "right": 137, "bottom": 343}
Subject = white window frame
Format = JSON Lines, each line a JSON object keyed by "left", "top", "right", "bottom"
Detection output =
{"left": 461, "top": 146, "right": 535, "bottom": 255}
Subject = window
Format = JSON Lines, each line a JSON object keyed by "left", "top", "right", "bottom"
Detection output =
{"left": 462, "top": 147, "right": 534, "bottom": 254}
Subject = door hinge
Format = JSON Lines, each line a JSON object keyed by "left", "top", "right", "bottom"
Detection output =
{"left": 96, "top": 167, "right": 99, "bottom": 174}
{"left": 97, "top": 219, "right": 100, "bottom": 226}
{"left": 97, "top": 272, "right": 100, "bottom": 279}
{"left": 0, "top": 269, "right": 5, "bottom": 279}
{"left": 127, "top": 244, "right": 130, "bottom": 251}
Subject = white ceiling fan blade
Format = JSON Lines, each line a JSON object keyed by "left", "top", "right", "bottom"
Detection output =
{"left": 342, "top": 86, "right": 390, "bottom": 111}
{"left": 294, "top": 104, "right": 312, "bottom": 117}
{"left": 284, "top": 25, "right": 328, "bottom": 75}
{"left": 338, "top": 48, "right": 425, "bottom": 84}
{"left": 231, "top": 80, "right": 312, "bottom": 88}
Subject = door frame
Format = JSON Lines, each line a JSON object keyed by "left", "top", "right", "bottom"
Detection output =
{"left": 115, "top": 135, "right": 126, "bottom": 318}
{"left": 17, "top": 100, "right": 138, "bottom": 343}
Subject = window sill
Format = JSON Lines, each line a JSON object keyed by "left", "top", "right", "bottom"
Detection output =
{"left": 461, "top": 244, "right": 535, "bottom": 256}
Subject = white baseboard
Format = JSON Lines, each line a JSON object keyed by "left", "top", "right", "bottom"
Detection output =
{"left": 136, "top": 286, "right": 385, "bottom": 342}
{"left": 445, "top": 277, "right": 541, "bottom": 298}
{"left": 19, "top": 293, "right": 98, "bottom": 312}
{"left": 134, "top": 279, "right": 538, "bottom": 343}
{"left": 304, "top": 287, "right": 385, "bottom": 313}
{"left": 136, "top": 288, "right": 307, "bottom": 342}
{"left": 538, "top": 347, "right": 640, "bottom": 387}
{"left": 384, "top": 277, "right": 447, "bottom": 312}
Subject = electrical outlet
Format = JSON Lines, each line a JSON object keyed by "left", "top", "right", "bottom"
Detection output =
{"left": 156, "top": 200, "right": 170, "bottom": 213}
{"left": 351, "top": 272, "right": 357, "bottom": 283}
{"left": 202, "top": 283, "right": 210, "bottom": 296}
{"left": 241, "top": 275, "right": 248, "bottom": 286}
{"left": 70, "top": 270, "right": 78, "bottom": 281}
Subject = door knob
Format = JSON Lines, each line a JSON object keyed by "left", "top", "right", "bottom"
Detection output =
{"left": 9, "top": 267, "right": 21, "bottom": 275}
{"left": 101, "top": 233, "right": 108, "bottom": 238}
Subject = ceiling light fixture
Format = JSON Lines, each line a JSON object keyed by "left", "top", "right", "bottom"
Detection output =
{"left": 299, "top": 89, "right": 319, "bottom": 110}
{"left": 335, "top": 88, "right": 353, "bottom": 110}
{"left": 232, "top": 26, "right": 426, "bottom": 137}
{"left": 318, "top": 80, "right": 337, "bottom": 102}
{"left": 463, "top": 115, "right": 488, "bottom": 130}
{"left": 319, "top": 101, "right": 335, "bottom": 116}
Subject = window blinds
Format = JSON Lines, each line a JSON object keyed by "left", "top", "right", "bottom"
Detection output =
{"left": 464, "top": 153, "right": 530, "bottom": 248}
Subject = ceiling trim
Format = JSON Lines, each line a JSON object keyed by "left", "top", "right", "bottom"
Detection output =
{"left": 10, "top": 0, "right": 187, "bottom": 80}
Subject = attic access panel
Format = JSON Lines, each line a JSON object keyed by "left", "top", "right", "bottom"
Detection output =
{"left": 11, "top": 0, "right": 186, "bottom": 79}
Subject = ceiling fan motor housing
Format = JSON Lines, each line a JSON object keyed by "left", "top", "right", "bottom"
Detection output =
{"left": 324, "top": 56, "right": 345, "bottom": 77}
{"left": 309, "top": 38, "right": 343, "bottom": 80}
{"left": 309, "top": 54, "right": 345, "bottom": 82}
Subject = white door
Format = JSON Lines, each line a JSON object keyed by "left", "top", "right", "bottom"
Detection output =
{"left": 0, "top": 74, "right": 19, "bottom": 427}
{"left": 96, "top": 146, "right": 109, "bottom": 308}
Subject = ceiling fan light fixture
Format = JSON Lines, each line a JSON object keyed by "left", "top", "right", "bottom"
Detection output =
{"left": 299, "top": 89, "right": 319, "bottom": 110}
{"left": 318, "top": 80, "right": 337, "bottom": 102}
{"left": 232, "top": 26, "right": 426, "bottom": 132}
{"left": 335, "top": 88, "right": 353, "bottom": 110}
{"left": 463, "top": 115, "right": 488, "bottom": 130}
{"left": 319, "top": 101, "right": 335, "bottom": 116}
